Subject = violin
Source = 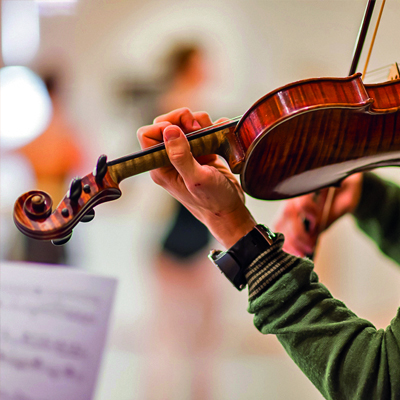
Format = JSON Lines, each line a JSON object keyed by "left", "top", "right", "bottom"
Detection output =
{"left": 13, "top": 73, "right": 400, "bottom": 244}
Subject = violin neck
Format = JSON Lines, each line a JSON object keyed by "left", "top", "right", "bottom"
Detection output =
{"left": 107, "top": 118, "right": 244, "bottom": 183}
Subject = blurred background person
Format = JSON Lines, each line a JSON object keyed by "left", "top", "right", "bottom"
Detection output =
{"left": 134, "top": 42, "right": 223, "bottom": 400}
{"left": 156, "top": 44, "right": 213, "bottom": 269}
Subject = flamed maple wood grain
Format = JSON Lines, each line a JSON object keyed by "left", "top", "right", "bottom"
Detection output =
{"left": 238, "top": 75, "right": 400, "bottom": 199}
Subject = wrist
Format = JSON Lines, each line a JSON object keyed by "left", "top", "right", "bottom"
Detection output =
{"left": 205, "top": 206, "right": 257, "bottom": 248}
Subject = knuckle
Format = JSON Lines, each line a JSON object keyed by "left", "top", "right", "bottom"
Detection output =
{"left": 136, "top": 125, "right": 148, "bottom": 141}
{"left": 154, "top": 108, "right": 193, "bottom": 127}
{"left": 180, "top": 108, "right": 194, "bottom": 125}
{"left": 153, "top": 114, "right": 167, "bottom": 123}
{"left": 195, "top": 111, "right": 211, "bottom": 123}
{"left": 168, "top": 150, "right": 186, "bottom": 165}
{"left": 180, "top": 107, "right": 192, "bottom": 115}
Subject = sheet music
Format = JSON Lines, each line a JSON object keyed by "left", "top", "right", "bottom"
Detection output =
{"left": 0, "top": 262, "right": 117, "bottom": 400}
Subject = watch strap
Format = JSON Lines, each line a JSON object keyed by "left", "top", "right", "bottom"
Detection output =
{"left": 209, "top": 225, "right": 276, "bottom": 290}
{"left": 229, "top": 225, "right": 276, "bottom": 269}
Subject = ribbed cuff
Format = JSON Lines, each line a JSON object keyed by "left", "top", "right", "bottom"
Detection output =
{"left": 244, "top": 233, "right": 301, "bottom": 301}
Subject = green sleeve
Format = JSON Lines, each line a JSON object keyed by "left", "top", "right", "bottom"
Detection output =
{"left": 246, "top": 242, "right": 400, "bottom": 400}
{"left": 354, "top": 172, "right": 400, "bottom": 264}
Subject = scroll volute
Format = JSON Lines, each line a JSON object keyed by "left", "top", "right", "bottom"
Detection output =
{"left": 13, "top": 165, "right": 121, "bottom": 243}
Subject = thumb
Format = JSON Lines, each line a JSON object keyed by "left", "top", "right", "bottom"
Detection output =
{"left": 163, "top": 125, "right": 202, "bottom": 184}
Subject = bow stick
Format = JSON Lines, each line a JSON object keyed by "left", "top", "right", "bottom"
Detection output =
{"left": 307, "top": 0, "right": 387, "bottom": 259}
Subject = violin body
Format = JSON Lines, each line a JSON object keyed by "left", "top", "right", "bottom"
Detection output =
{"left": 238, "top": 74, "right": 400, "bottom": 199}
{"left": 13, "top": 73, "right": 400, "bottom": 242}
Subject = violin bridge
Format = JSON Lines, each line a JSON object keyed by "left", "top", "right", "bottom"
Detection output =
{"left": 388, "top": 62, "right": 400, "bottom": 81}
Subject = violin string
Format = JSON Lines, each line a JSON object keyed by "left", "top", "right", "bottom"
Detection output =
{"left": 185, "top": 115, "right": 242, "bottom": 137}
{"left": 362, "top": 0, "right": 387, "bottom": 78}
{"left": 363, "top": 72, "right": 391, "bottom": 84}
{"left": 364, "top": 63, "right": 393, "bottom": 75}
{"left": 108, "top": 116, "right": 242, "bottom": 166}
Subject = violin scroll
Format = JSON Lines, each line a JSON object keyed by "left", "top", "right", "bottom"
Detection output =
{"left": 13, "top": 155, "right": 122, "bottom": 244}
{"left": 23, "top": 191, "right": 53, "bottom": 220}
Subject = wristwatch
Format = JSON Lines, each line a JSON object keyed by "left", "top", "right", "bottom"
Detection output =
{"left": 208, "top": 224, "right": 276, "bottom": 290}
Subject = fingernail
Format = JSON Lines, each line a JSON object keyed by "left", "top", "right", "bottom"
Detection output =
{"left": 164, "top": 127, "right": 181, "bottom": 141}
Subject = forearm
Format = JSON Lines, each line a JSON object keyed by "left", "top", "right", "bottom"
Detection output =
{"left": 247, "top": 245, "right": 400, "bottom": 400}
{"left": 354, "top": 172, "right": 400, "bottom": 264}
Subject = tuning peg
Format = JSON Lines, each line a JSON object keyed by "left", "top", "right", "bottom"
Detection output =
{"left": 81, "top": 209, "right": 95, "bottom": 223}
{"left": 51, "top": 232, "right": 72, "bottom": 246}
{"left": 68, "top": 177, "right": 82, "bottom": 203}
{"left": 94, "top": 155, "right": 108, "bottom": 184}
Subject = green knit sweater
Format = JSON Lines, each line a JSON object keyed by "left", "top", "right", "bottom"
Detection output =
{"left": 246, "top": 173, "right": 400, "bottom": 400}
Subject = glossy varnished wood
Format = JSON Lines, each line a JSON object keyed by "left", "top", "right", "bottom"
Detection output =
{"left": 365, "top": 79, "right": 400, "bottom": 111}
{"left": 238, "top": 75, "right": 400, "bottom": 199}
{"left": 14, "top": 170, "right": 121, "bottom": 240}
{"left": 236, "top": 74, "right": 371, "bottom": 150}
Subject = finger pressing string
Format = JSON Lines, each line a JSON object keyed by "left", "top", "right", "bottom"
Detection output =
{"left": 137, "top": 121, "right": 171, "bottom": 148}
{"left": 163, "top": 125, "right": 203, "bottom": 187}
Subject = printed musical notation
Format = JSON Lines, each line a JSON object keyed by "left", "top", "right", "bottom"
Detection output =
{"left": 1, "top": 329, "right": 87, "bottom": 359}
{"left": 1, "top": 349, "right": 84, "bottom": 381}
{"left": 0, "top": 262, "right": 117, "bottom": 400}
{"left": 1, "top": 284, "right": 101, "bottom": 324}
{"left": 0, "top": 388, "right": 48, "bottom": 400}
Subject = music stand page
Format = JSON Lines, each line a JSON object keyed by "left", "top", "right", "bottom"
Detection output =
{"left": 0, "top": 262, "right": 118, "bottom": 400}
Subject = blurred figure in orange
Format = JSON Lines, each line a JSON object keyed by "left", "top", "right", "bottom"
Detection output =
{"left": 15, "top": 73, "right": 83, "bottom": 264}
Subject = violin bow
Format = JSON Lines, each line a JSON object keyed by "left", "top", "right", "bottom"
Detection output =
{"left": 311, "top": 0, "right": 387, "bottom": 258}
{"left": 362, "top": 0, "right": 387, "bottom": 79}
